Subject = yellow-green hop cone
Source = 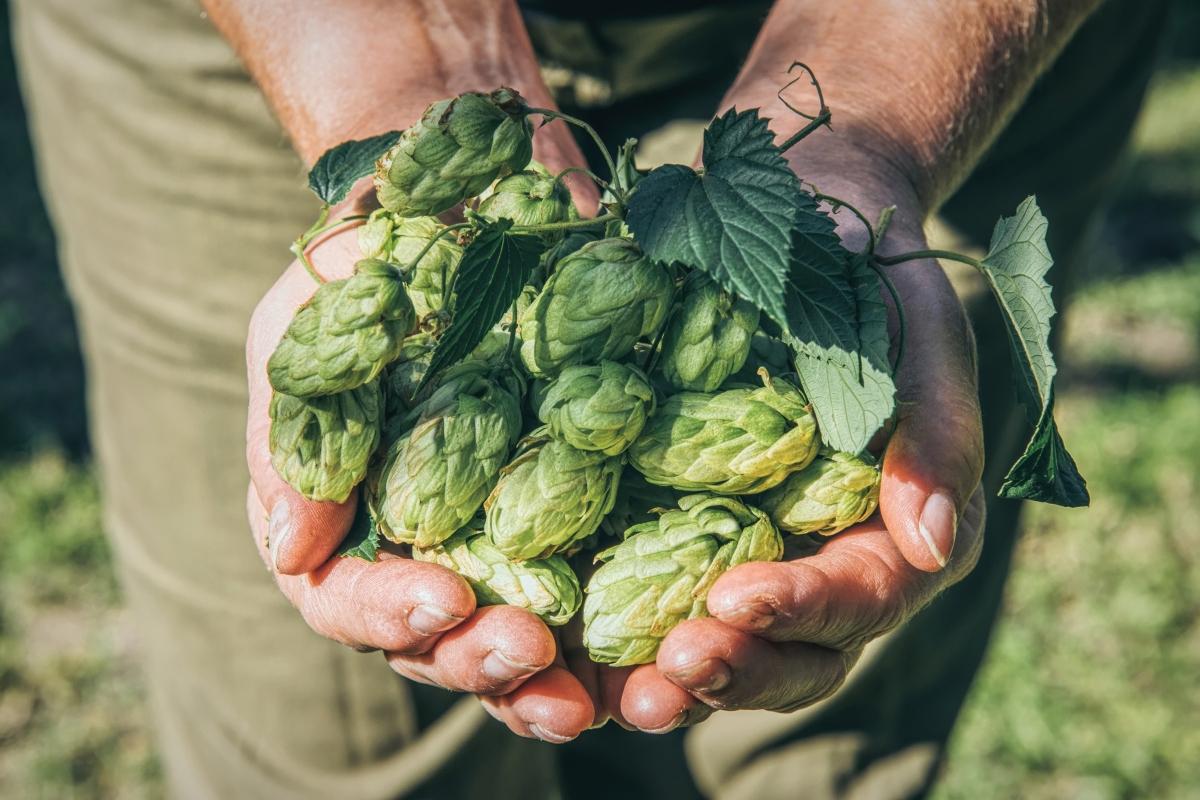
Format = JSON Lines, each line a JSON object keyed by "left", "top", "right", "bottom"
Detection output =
{"left": 537, "top": 360, "right": 655, "bottom": 456}
{"left": 659, "top": 272, "right": 759, "bottom": 392}
{"left": 478, "top": 164, "right": 578, "bottom": 237}
{"left": 583, "top": 494, "right": 783, "bottom": 666}
{"left": 518, "top": 238, "right": 672, "bottom": 378}
{"left": 267, "top": 259, "right": 415, "bottom": 397}
{"left": 628, "top": 373, "right": 820, "bottom": 494}
{"left": 374, "top": 88, "right": 534, "bottom": 217}
{"left": 379, "top": 365, "right": 524, "bottom": 548}
{"left": 759, "top": 451, "right": 881, "bottom": 536}
{"left": 268, "top": 380, "right": 383, "bottom": 503}
{"left": 359, "top": 212, "right": 462, "bottom": 319}
{"left": 414, "top": 525, "right": 582, "bottom": 626}
{"left": 484, "top": 429, "right": 622, "bottom": 561}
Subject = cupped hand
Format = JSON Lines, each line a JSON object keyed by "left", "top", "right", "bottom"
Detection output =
{"left": 243, "top": 179, "right": 597, "bottom": 743}
{"left": 576, "top": 192, "right": 988, "bottom": 731}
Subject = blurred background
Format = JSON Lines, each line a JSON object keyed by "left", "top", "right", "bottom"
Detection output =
{"left": 0, "top": 2, "right": 1197, "bottom": 798}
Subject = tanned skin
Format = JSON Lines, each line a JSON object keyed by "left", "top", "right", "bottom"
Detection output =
{"left": 215, "top": 0, "right": 1100, "bottom": 741}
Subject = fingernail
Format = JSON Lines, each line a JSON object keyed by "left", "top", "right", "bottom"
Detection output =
{"left": 642, "top": 711, "right": 687, "bottom": 735}
{"left": 482, "top": 650, "right": 539, "bottom": 683}
{"left": 724, "top": 601, "right": 775, "bottom": 632}
{"left": 671, "top": 658, "right": 731, "bottom": 693}
{"left": 407, "top": 604, "right": 464, "bottom": 636}
{"left": 268, "top": 501, "right": 293, "bottom": 572}
{"left": 919, "top": 490, "right": 958, "bottom": 569}
{"left": 527, "top": 723, "right": 574, "bottom": 744}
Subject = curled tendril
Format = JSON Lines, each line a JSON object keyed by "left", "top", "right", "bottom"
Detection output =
{"left": 777, "top": 62, "right": 830, "bottom": 123}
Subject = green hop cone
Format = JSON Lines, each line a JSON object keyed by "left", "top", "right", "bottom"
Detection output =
{"left": 537, "top": 361, "right": 655, "bottom": 456}
{"left": 374, "top": 88, "right": 534, "bottom": 217}
{"left": 378, "top": 364, "right": 524, "bottom": 548}
{"left": 268, "top": 380, "right": 382, "bottom": 503}
{"left": 268, "top": 259, "right": 415, "bottom": 397}
{"left": 484, "top": 428, "right": 622, "bottom": 561}
{"left": 659, "top": 272, "right": 759, "bottom": 392}
{"left": 359, "top": 212, "right": 462, "bottom": 319}
{"left": 478, "top": 164, "right": 578, "bottom": 237}
{"left": 583, "top": 494, "right": 783, "bottom": 666}
{"left": 381, "top": 332, "right": 436, "bottom": 438}
{"left": 518, "top": 238, "right": 672, "bottom": 378}
{"left": 629, "top": 373, "right": 820, "bottom": 494}
{"left": 760, "top": 451, "right": 881, "bottom": 536}
{"left": 414, "top": 525, "right": 582, "bottom": 626}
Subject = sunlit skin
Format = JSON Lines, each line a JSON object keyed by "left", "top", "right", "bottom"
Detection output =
{"left": 225, "top": 0, "right": 1101, "bottom": 742}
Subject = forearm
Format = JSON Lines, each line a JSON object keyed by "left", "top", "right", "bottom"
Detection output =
{"left": 202, "top": 0, "right": 558, "bottom": 165}
{"left": 727, "top": 0, "right": 1102, "bottom": 219}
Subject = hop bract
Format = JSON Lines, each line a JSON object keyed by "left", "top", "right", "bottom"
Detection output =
{"left": 414, "top": 525, "right": 582, "bottom": 626}
{"left": 760, "top": 450, "right": 881, "bottom": 536}
{"left": 374, "top": 88, "right": 534, "bottom": 217}
{"left": 484, "top": 429, "right": 622, "bottom": 561}
{"left": 268, "top": 259, "right": 415, "bottom": 397}
{"left": 582, "top": 494, "right": 783, "bottom": 666}
{"left": 378, "top": 364, "right": 523, "bottom": 548}
{"left": 537, "top": 360, "right": 655, "bottom": 456}
{"left": 268, "top": 380, "right": 382, "bottom": 503}
{"left": 518, "top": 238, "right": 672, "bottom": 378}
{"left": 478, "top": 164, "right": 578, "bottom": 236}
{"left": 659, "top": 272, "right": 759, "bottom": 392}
{"left": 628, "top": 374, "right": 820, "bottom": 494}
{"left": 359, "top": 212, "right": 462, "bottom": 319}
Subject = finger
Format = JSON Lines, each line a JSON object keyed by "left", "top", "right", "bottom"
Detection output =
{"left": 479, "top": 665, "right": 596, "bottom": 744}
{"left": 880, "top": 261, "right": 984, "bottom": 572}
{"left": 245, "top": 231, "right": 365, "bottom": 574}
{"left": 560, "top": 617, "right": 611, "bottom": 729}
{"left": 247, "top": 486, "right": 474, "bottom": 653}
{"left": 657, "top": 618, "right": 854, "bottom": 713}
{"left": 615, "top": 663, "right": 711, "bottom": 733}
{"left": 385, "top": 605, "right": 557, "bottom": 696}
{"left": 706, "top": 487, "right": 986, "bottom": 650}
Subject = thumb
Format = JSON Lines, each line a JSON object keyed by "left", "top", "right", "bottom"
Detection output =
{"left": 878, "top": 260, "right": 984, "bottom": 572}
{"left": 246, "top": 231, "right": 364, "bottom": 575}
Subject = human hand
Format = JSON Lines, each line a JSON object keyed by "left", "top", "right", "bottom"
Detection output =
{"left": 244, "top": 134, "right": 600, "bottom": 741}
{"left": 564, "top": 149, "right": 987, "bottom": 731}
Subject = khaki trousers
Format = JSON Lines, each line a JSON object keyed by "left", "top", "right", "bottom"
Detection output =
{"left": 12, "top": 0, "right": 1164, "bottom": 797}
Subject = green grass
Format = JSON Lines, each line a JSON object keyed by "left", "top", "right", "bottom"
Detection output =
{"left": 1, "top": 10, "right": 1198, "bottom": 800}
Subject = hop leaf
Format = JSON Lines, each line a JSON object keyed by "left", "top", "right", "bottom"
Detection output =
{"left": 659, "top": 272, "right": 759, "bottom": 392}
{"left": 583, "top": 494, "right": 783, "bottom": 666}
{"left": 759, "top": 450, "right": 880, "bottom": 536}
{"left": 268, "top": 381, "right": 383, "bottom": 503}
{"left": 378, "top": 364, "right": 524, "bottom": 548}
{"left": 414, "top": 525, "right": 582, "bottom": 626}
{"left": 519, "top": 238, "right": 672, "bottom": 378}
{"left": 268, "top": 259, "right": 415, "bottom": 397}
{"left": 628, "top": 374, "right": 820, "bottom": 494}
{"left": 538, "top": 361, "right": 655, "bottom": 456}
{"left": 374, "top": 88, "right": 533, "bottom": 217}
{"left": 484, "top": 429, "right": 622, "bottom": 561}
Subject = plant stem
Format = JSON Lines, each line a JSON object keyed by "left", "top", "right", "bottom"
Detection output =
{"left": 554, "top": 165, "right": 609, "bottom": 192}
{"left": 778, "top": 111, "right": 832, "bottom": 153}
{"left": 510, "top": 214, "right": 617, "bottom": 234}
{"left": 525, "top": 107, "right": 618, "bottom": 185}
{"left": 776, "top": 62, "right": 832, "bottom": 153}
{"left": 403, "top": 222, "right": 472, "bottom": 308}
{"left": 291, "top": 204, "right": 332, "bottom": 284}
{"left": 875, "top": 250, "right": 982, "bottom": 270}
{"left": 868, "top": 259, "right": 906, "bottom": 374}
{"left": 812, "top": 192, "right": 877, "bottom": 254}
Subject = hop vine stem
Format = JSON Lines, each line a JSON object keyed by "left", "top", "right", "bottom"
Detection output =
{"left": 290, "top": 207, "right": 370, "bottom": 284}
{"left": 525, "top": 108, "right": 619, "bottom": 191}
{"left": 875, "top": 250, "right": 983, "bottom": 270}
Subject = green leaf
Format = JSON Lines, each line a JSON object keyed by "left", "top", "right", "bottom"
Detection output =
{"left": 624, "top": 109, "right": 802, "bottom": 330}
{"left": 998, "top": 392, "right": 1089, "bottom": 505}
{"left": 307, "top": 131, "right": 402, "bottom": 205}
{"left": 785, "top": 206, "right": 896, "bottom": 454}
{"left": 338, "top": 496, "right": 381, "bottom": 561}
{"left": 978, "top": 196, "right": 1088, "bottom": 506}
{"left": 422, "top": 219, "right": 544, "bottom": 386}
